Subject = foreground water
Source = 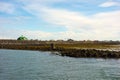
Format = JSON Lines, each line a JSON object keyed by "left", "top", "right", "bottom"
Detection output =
{"left": 0, "top": 49, "right": 120, "bottom": 80}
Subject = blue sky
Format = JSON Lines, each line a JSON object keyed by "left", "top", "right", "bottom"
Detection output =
{"left": 0, "top": 0, "right": 120, "bottom": 40}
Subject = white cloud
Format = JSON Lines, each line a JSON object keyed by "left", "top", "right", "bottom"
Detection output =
{"left": 1, "top": 4, "right": 120, "bottom": 40}
{"left": 0, "top": 29, "right": 53, "bottom": 40}
{"left": 22, "top": 30, "right": 53, "bottom": 40}
{"left": 0, "top": 29, "right": 96, "bottom": 40}
{"left": 1, "top": 29, "right": 119, "bottom": 40}
{"left": 41, "top": 8, "right": 91, "bottom": 31}
{"left": 1, "top": 0, "right": 120, "bottom": 40}
{"left": 99, "top": 1, "right": 120, "bottom": 7}
{"left": 0, "top": 16, "right": 33, "bottom": 27}
{"left": 0, "top": 2, "right": 15, "bottom": 14}
{"left": 0, "top": 29, "right": 82, "bottom": 40}
{"left": 40, "top": 8, "right": 120, "bottom": 40}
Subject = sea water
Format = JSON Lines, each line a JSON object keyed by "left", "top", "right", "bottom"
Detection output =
{"left": 0, "top": 49, "right": 120, "bottom": 80}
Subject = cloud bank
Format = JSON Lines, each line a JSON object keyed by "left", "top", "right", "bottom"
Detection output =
{"left": 99, "top": 1, "right": 120, "bottom": 7}
{"left": 0, "top": 2, "right": 15, "bottom": 14}
{"left": 0, "top": 0, "right": 120, "bottom": 40}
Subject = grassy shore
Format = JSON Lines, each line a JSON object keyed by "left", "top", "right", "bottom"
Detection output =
{"left": 0, "top": 40, "right": 120, "bottom": 58}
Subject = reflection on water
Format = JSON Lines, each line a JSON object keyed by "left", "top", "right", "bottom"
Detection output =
{"left": 0, "top": 49, "right": 120, "bottom": 80}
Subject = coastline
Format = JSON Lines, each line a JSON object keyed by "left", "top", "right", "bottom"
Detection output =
{"left": 0, "top": 40, "right": 120, "bottom": 58}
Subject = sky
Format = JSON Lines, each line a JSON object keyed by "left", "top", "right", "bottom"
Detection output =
{"left": 0, "top": 0, "right": 120, "bottom": 40}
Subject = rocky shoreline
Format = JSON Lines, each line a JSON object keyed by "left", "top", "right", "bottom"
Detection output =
{"left": 57, "top": 48, "right": 120, "bottom": 58}
{"left": 0, "top": 40, "right": 120, "bottom": 58}
{"left": 0, "top": 45, "right": 120, "bottom": 58}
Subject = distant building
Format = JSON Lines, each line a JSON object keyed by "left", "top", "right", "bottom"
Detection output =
{"left": 17, "top": 35, "right": 28, "bottom": 40}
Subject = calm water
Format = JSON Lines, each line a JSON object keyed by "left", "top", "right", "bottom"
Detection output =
{"left": 0, "top": 49, "right": 120, "bottom": 80}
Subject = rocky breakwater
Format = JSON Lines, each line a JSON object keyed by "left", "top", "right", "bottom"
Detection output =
{"left": 59, "top": 49, "right": 120, "bottom": 58}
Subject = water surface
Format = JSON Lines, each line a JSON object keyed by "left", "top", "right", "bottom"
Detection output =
{"left": 0, "top": 49, "right": 120, "bottom": 80}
